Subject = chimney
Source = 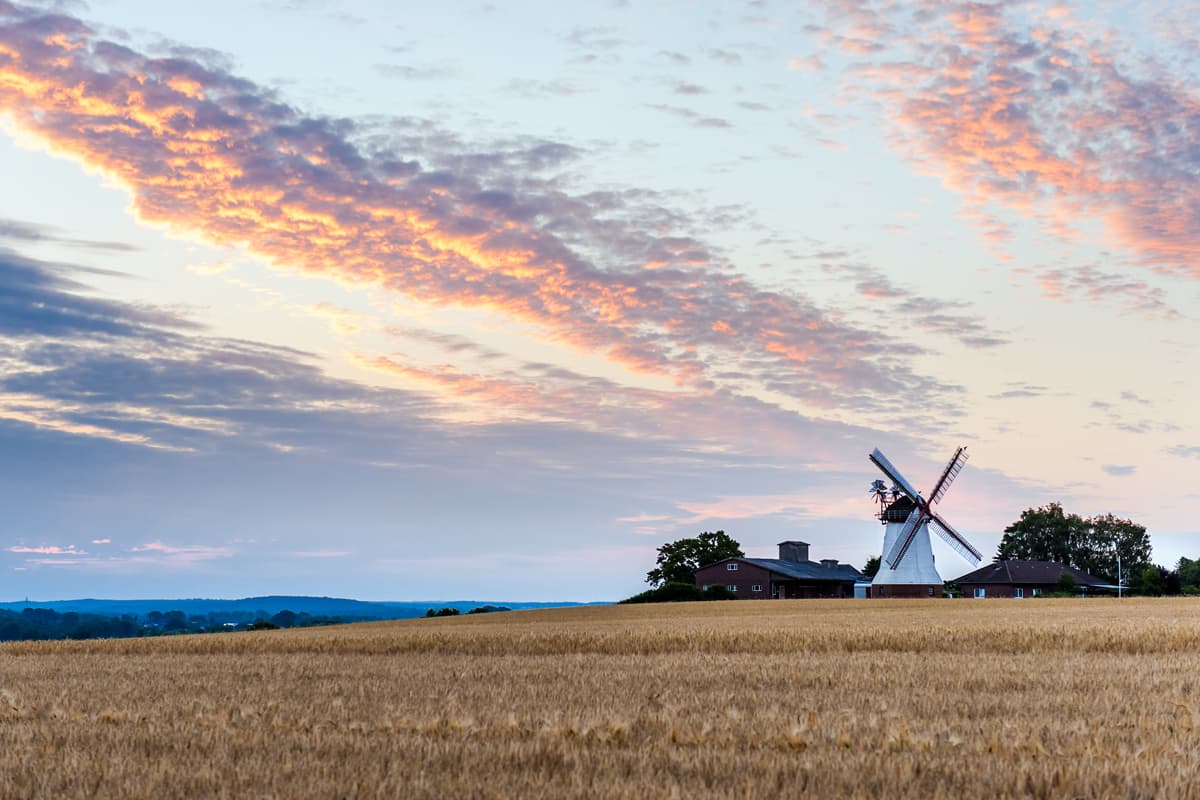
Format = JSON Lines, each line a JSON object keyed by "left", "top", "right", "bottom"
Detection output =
{"left": 820, "top": 559, "right": 839, "bottom": 569}
{"left": 778, "top": 541, "right": 809, "bottom": 562}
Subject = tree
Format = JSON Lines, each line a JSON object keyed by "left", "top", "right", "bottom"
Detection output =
{"left": 862, "top": 555, "right": 881, "bottom": 579}
{"left": 1084, "top": 513, "right": 1151, "bottom": 580}
{"left": 1163, "top": 567, "right": 1182, "bottom": 596}
{"left": 997, "top": 504, "right": 1151, "bottom": 580}
{"left": 270, "top": 610, "right": 297, "bottom": 628}
{"left": 645, "top": 530, "right": 743, "bottom": 587}
{"left": 1055, "top": 571, "right": 1078, "bottom": 595}
{"left": 997, "top": 503, "right": 1087, "bottom": 565}
{"left": 1132, "top": 564, "right": 1164, "bottom": 596}
{"left": 1178, "top": 557, "right": 1200, "bottom": 594}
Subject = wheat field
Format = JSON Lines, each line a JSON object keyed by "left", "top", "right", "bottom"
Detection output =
{"left": 1, "top": 599, "right": 1199, "bottom": 798}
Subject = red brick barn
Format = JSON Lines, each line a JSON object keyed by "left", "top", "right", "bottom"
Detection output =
{"left": 952, "top": 560, "right": 1116, "bottom": 598}
{"left": 694, "top": 541, "right": 863, "bottom": 599}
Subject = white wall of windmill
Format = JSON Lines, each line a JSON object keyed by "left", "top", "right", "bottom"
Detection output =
{"left": 871, "top": 517, "right": 943, "bottom": 587}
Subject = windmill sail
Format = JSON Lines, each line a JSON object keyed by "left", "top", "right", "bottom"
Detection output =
{"left": 928, "top": 512, "right": 982, "bottom": 565}
{"left": 868, "top": 449, "right": 925, "bottom": 505}
{"left": 869, "top": 445, "right": 982, "bottom": 577}
{"left": 885, "top": 507, "right": 927, "bottom": 568}
{"left": 928, "top": 447, "right": 968, "bottom": 505}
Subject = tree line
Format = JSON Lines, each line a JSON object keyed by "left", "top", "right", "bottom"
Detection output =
{"left": 993, "top": 502, "right": 1197, "bottom": 595}
{"left": 0, "top": 607, "right": 366, "bottom": 642}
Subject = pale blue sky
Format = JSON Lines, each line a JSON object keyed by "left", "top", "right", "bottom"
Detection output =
{"left": 1, "top": 0, "right": 1198, "bottom": 600}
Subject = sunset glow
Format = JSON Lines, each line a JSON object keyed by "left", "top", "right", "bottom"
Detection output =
{"left": 1, "top": 1, "right": 1198, "bottom": 601}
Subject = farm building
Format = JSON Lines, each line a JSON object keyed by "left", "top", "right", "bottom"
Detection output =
{"left": 694, "top": 541, "right": 863, "bottom": 599}
{"left": 951, "top": 560, "right": 1117, "bottom": 598}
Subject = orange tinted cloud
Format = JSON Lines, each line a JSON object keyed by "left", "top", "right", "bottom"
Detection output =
{"left": 358, "top": 348, "right": 909, "bottom": 460}
{"left": 0, "top": 2, "right": 939, "bottom": 409}
{"left": 832, "top": 1, "right": 1200, "bottom": 277}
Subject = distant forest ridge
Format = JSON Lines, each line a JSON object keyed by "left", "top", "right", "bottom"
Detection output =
{"left": 0, "top": 596, "right": 603, "bottom": 619}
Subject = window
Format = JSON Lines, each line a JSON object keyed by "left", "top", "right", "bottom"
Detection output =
{"left": 1014, "top": 588, "right": 1024, "bottom": 599}
{"left": 726, "top": 563, "right": 739, "bottom": 571}
{"left": 1032, "top": 588, "right": 1042, "bottom": 597}
{"left": 928, "top": 587, "right": 935, "bottom": 596}
{"left": 973, "top": 587, "right": 986, "bottom": 599}
{"left": 727, "top": 584, "right": 737, "bottom": 592}
{"left": 751, "top": 584, "right": 763, "bottom": 592}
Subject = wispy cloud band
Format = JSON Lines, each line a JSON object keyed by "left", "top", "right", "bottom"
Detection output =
{"left": 0, "top": 2, "right": 946, "bottom": 410}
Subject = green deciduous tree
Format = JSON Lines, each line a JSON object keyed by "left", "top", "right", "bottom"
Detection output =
{"left": 645, "top": 530, "right": 743, "bottom": 587}
{"left": 1086, "top": 513, "right": 1152, "bottom": 581}
{"left": 1178, "top": 557, "right": 1200, "bottom": 594}
{"left": 997, "top": 503, "right": 1087, "bottom": 565}
{"left": 996, "top": 504, "right": 1150, "bottom": 580}
{"left": 862, "top": 555, "right": 881, "bottom": 579}
{"left": 1132, "top": 564, "right": 1164, "bottom": 596}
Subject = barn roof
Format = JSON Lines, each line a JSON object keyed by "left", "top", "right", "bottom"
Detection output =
{"left": 742, "top": 558, "right": 863, "bottom": 582}
{"left": 951, "top": 560, "right": 1113, "bottom": 587}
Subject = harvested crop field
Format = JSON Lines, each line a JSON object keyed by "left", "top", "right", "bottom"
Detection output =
{"left": 2, "top": 598, "right": 1200, "bottom": 798}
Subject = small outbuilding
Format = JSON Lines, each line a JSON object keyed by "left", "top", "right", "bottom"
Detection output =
{"left": 694, "top": 541, "right": 863, "bottom": 599}
{"left": 951, "top": 560, "right": 1117, "bottom": 598}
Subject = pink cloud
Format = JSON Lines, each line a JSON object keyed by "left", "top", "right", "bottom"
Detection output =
{"left": 13, "top": 541, "right": 234, "bottom": 572}
{"left": 130, "top": 541, "right": 233, "bottom": 562}
{"left": 1036, "top": 266, "right": 1177, "bottom": 318}
{"left": 358, "top": 351, "right": 894, "bottom": 453}
{"left": 8, "top": 544, "right": 86, "bottom": 555}
{"left": 787, "top": 53, "right": 826, "bottom": 72}
{"left": 0, "top": 2, "right": 944, "bottom": 410}
{"left": 827, "top": 1, "right": 1200, "bottom": 284}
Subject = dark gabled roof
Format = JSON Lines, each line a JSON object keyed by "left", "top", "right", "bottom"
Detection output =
{"left": 743, "top": 558, "right": 863, "bottom": 582}
{"left": 951, "top": 560, "right": 1112, "bottom": 587}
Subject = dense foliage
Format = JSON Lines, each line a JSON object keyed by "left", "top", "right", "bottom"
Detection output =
{"left": 645, "top": 530, "right": 744, "bottom": 587}
{"left": 1177, "top": 558, "right": 1200, "bottom": 594}
{"left": 861, "top": 555, "right": 881, "bottom": 579}
{"left": 0, "top": 608, "right": 141, "bottom": 641}
{"left": 996, "top": 503, "right": 1151, "bottom": 580}
{"left": 0, "top": 606, "right": 363, "bottom": 642}
{"left": 620, "top": 582, "right": 736, "bottom": 604}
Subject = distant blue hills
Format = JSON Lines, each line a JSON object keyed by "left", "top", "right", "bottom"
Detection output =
{"left": 0, "top": 596, "right": 601, "bottom": 619}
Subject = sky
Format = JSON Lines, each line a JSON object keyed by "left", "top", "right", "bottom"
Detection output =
{"left": 1, "top": 0, "right": 1199, "bottom": 602}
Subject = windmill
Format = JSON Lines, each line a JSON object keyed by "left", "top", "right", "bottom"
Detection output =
{"left": 866, "top": 447, "right": 982, "bottom": 598}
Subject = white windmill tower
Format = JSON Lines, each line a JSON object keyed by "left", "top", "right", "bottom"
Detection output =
{"left": 867, "top": 447, "right": 982, "bottom": 598}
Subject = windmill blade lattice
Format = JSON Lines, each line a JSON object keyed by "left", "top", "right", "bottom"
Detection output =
{"left": 928, "top": 513, "right": 982, "bottom": 565}
{"left": 928, "top": 447, "right": 968, "bottom": 505}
